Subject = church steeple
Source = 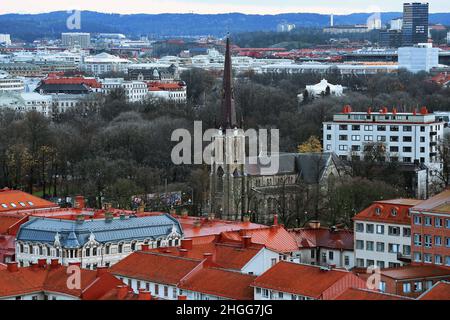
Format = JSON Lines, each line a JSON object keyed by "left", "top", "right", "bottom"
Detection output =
{"left": 220, "top": 36, "right": 237, "bottom": 130}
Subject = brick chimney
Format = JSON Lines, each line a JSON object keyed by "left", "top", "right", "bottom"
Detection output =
{"left": 117, "top": 285, "right": 129, "bottom": 300}
{"left": 141, "top": 244, "right": 150, "bottom": 252}
{"left": 7, "top": 262, "right": 19, "bottom": 272}
{"left": 178, "top": 295, "right": 187, "bottom": 300}
{"left": 181, "top": 239, "right": 193, "bottom": 250}
{"left": 74, "top": 195, "right": 85, "bottom": 209}
{"left": 242, "top": 235, "right": 252, "bottom": 249}
{"left": 138, "top": 289, "right": 152, "bottom": 300}
{"left": 37, "top": 259, "right": 47, "bottom": 268}
{"left": 50, "top": 259, "right": 60, "bottom": 269}
{"left": 273, "top": 214, "right": 279, "bottom": 226}
{"left": 96, "top": 267, "right": 108, "bottom": 277}
{"left": 203, "top": 253, "right": 213, "bottom": 267}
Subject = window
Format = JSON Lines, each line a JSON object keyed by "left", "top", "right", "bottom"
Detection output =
{"left": 424, "top": 254, "right": 432, "bottom": 264}
{"left": 388, "top": 226, "right": 400, "bottom": 236}
{"left": 435, "top": 236, "right": 442, "bottom": 246}
{"left": 328, "top": 251, "right": 334, "bottom": 260}
{"left": 164, "top": 286, "right": 169, "bottom": 297}
{"left": 403, "top": 136, "right": 412, "bottom": 142}
{"left": 355, "top": 223, "right": 364, "bottom": 232}
{"left": 271, "top": 258, "right": 277, "bottom": 266}
{"left": 414, "top": 234, "right": 422, "bottom": 246}
{"left": 278, "top": 292, "right": 284, "bottom": 299}
{"left": 388, "top": 243, "right": 400, "bottom": 253}
{"left": 403, "top": 126, "right": 412, "bottom": 132}
{"left": 403, "top": 228, "right": 411, "bottom": 237}
{"left": 339, "top": 125, "right": 348, "bottom": 130}
{"left": 424, "top": 217, "right": 432, "bottom": 226}
{"left": 377, "top": 136, "right": 386, "bottom": 142}
{"left": 356, "top": 240, "right": 364, "bottom": 250}
{"left": 377, "top": 125, "right": 386, "bottom": 131}
{"left": 339, "top": 145, "right": 348, "bottom": 151}
{"left": 403, "top": 283, "right": 411, "bottom": 293}
{"left": 377, "top": 261, "right": 385, "bottom": 269}
{"left": 414, "top": 215, "right": 422, "bottom": 225}
{"left": 414, "top": 252, "right": 422, "bottom": 262}
{"left": 364, "top": 135, "right": 373, "bottom": 142}
{"left": 364, "top": 125, "right": 373, "bottom": 131}
{"left": 352, "top": 145, "right": 361, "bottom": 152}
{"left": 356, "top": 259, "right": 364, "bottom": 267}
{"left": 413, "top": 282, "right": 423, "bottom": 292}
{"left": 366, "top": 224, "right": 374, "bottom": 234}
{"left": 403, "top": 147, "right": 412, "bottom": 153}
{"left": 326, "top": 135, "right": 331, "bottom": 140}
{"left": 403, "top": 157, "right": 412, "bottom": 163}
{"left": 344, "top": 256, "right": 350, "bottom": 266}
{"left": 366, "top": 260, "right": 375, "bottom": 267}
{"left": 446, "top": 219, "right": 450, "bottom": 229}
{"left": 446, "top": 237, "right": 450, "bottom": 248}
{"left": 339, "top": 135, "right": 348, "bottom": 141}
{"left": 366, "top": 241, "right": 374, "bottom": 251}
{"left": 435, "top": 255, "right": 442, "bottom": 265}
{"left": 390, "top": 146, "right": 399, "bottom": 152}
{"left": 390, "top": 136, "right": 399, "bottom": 142}
{"left": 435, "top": 218, "right": 442, "bottom": 228}
{"left": 155, "top": 284, "right": 159, "bottom": 295}
{"left": 351, "top": 135, "right": 360, "bottom": 141}
{"left": 376, "top": 242, "right": 385, "bottom": 252}
{"left": 310, "top": 249, "right": 315, "bottom": 259}
{"left": 446, "top": 256, "right": 450, "bottom": 266}
{"left": 403, "top": 245, "right": 411, "bottom": 256}
{"left": 424, "top": 235, "right": 432, "bottom": 248}
{"left": 262, "top": 289, "right": 269, "bottom": 298}
{"left": 376, "top": 225, "right": 384, "bottom": 234}
{"left": 390, "top": 126, "right": 399, "bottom": 132}
{"left": 379, "top": 281, "right": 386, "bottom": 292}
{"left": 352, "top": 125, "right": 360, "bottom": 131}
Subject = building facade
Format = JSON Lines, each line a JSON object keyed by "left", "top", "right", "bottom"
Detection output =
{"left": 402, "top": 2, "right": 429, "bottom": 46}
{"left": 62, "top": 33, "right": 91, "bottom": 49}
{"left": 398, "top": 43, "right": 439, "bottom": 73}
{"left": 101, "top": 78, "right": 148, "bottom": 103}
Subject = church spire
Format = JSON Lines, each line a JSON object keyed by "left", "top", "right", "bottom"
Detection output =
{"left": 220, "top": 35, "right": 237, "bottom": 129}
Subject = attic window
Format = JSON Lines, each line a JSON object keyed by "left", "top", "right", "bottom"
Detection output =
{"left": 28, "top": 201, "right": 34, "bottom": 206}
{"left": 19, "top": 202, "right": 26, "bottom": 207}
{"left": 375, "top": 207, "right": 381, "bottom": 215}
{"left": 10, "top": 203, "right": 17, "bottom": 208}
{"left": 1, "top": 204, "right": 7, "bottom": 208}
{"left": 391, "top": 208, "right": 398, "bottom": 216}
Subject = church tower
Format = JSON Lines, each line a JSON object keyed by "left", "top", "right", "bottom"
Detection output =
{"left": 209, "top": 36, "right": 247, "bottom": 221}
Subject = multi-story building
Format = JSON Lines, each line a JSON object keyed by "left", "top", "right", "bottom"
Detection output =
{"left": 61, "top": 33, "right": 91, "bottom": 49}
{"left": 398, "top": 43, "right": 439, "bottom": 73}
{"left": 81, "top": 53, "right": 131, "bottom": 75}
{"left": 101, "top": 78, "right": 148, "bottom": 103}
{"left": 15, "top": 214, "right": 183, "bottom": 269}
{"left": 409, "top": 189, "right": 450, "bottom": 267}
{"left": 353, "top": 199, "right": 423, "bottom": 269}
{"left": 323, "top": 107, "right": 445, "bottom": 198}
{"left": 402, "top": 2, "right": 429, "bottom": 46}
{"left": 0, "top": 34, "right": 11, "bottom": 46}
{"left": 0, "top": 92, "right": 53, "bottom": 117}
{"left": 0, "top": 71, "right": 24, "bottom": 92}
{"left": 147, "top": 81, "right": 187, "bottom": 103}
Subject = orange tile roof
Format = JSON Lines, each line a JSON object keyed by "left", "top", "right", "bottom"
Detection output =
{"left": 219, "top": 225, "right": 298, "bottom": 253}
{"left": 0, "top": 189, "right": 59, "bottom": 213}
{"left": 352, "top": 199, "right": 422, "bottom": 225}
{"left": 149, "top": 242, "right": 264, "bottom": 271}
{"left": 0, "top": 214, "right": 25, "bottom": 234}
{"left": 0, "top": 264, "right": 114, "bottom": 298}
{"left": 289, "top": 227, "right": 353, "bottom": 250}
{"left": 252, "top": 261, "right": 363, "bottom": 299}
{"left": 410, "top": 189, "right": 450, "bottom": 214}
{"left": 179, "top": 268, "right": 256, "bottom": 300}
{"left": 381, "top": 265, "right": 450, "bottom": 280}
{"left": 110, "top": 251, "right": 202, "bottom": 285}
{"left": 147, "top": 82, "right": 185, "bottom": 91}
{"left": 180, "top": 216, "right": 267, "bottom": 239}
{"left": 43, "top": 77, "right": 102, "bottom": 89}
{"left": 418, "top": 281, "right": 450, "bottom": 300}
{"left": 334, "top": 288, "right": 412, "bottom": 300}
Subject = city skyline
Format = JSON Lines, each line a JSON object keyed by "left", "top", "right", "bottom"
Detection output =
{"left": 0, "top": 0, "right": 449, "bottom": 15}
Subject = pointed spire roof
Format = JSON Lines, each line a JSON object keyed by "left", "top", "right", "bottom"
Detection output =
{"left": 219, "top": 36, "right": 237, "bottom": 129}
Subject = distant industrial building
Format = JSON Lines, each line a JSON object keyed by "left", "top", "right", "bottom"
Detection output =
{"left": 402, "top": 2, "right": 429, "bottom": 46}
{"left": 398, "top": 43, "right": 439, "bottom": 73}
{"left": 61, "top": 32, "right": 91, "bottom": 49}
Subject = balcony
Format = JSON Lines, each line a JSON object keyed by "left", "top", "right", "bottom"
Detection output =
{"left": 397, "top": 253, "right": 411, "bottom": 263}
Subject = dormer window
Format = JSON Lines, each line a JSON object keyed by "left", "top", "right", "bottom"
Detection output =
{"left": 10, "top": 203, "right": 17, "bottom": 208}
{"left": 28, "top": 201, "right": 34, "bottom": 206}
{"left": 1, "top": 204, "right": 7, "bottom": 208}
{"left": 391, "top": 208, "right": 398, "bottom": 216}
{"left": 375, "top": 207, "right": 382, "bottom": 215}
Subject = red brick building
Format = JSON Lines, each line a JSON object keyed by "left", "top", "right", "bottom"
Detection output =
{"left": 409, "top": 190, "right": 450, "bottom": 267}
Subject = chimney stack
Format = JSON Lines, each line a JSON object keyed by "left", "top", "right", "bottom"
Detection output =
{"left": 37, "top": 259, "right": 47, "bottom": 268}
{"left": 273, "top": 214, "right": 279, "bottom": 226}
{"left": 74, "top": 195, "right": 85, "bottom": 209}
{"left": 117, "top": 285, "right": 129, "bottom": 300}
{"left": 141, "top": 244, "right": 150, "bottom": 252}
{"left": 181, "top": 239, "right": 193, "bottom": 250}
{"left": 7, "top": 262, "right": 19, "bottom": 272}
{"left": 50, "top": 259, "right": 60, "bottom": 269}
{"left": 138, "top": 289, "right": 152, "bottom": 300}
{"left": 203, "top": 253, "right": 213, "bottom": 266}
{"left": 242, "top": 235, "right": 252, "bottom": 249}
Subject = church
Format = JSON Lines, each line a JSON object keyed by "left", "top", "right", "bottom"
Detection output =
{"left": 208, "top": 38, "right": 344, "bottom": 226}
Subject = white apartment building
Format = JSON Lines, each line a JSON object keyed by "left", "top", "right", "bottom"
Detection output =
{"left": 323, "top": 108, "right": 444, "bottom": 166}
{"left": 81, "top": 52, "right": 131, "bottom": 75}
{"left": 0, "top": 34, "right": 11, "bottom": 46}
{"left": 101, "top": 78, "right": 148, "bottom": 103}
{"left": 0, "top": 92, "right": 53, "bottom": 117}
{"left": 353, "top": 199, "right": 421, "bottom": 269}
{"left": 0, "top": 71, "right": 24, "bottom": 92}
{"left": 398, "top": 43, "right": 440, "bottom": 73}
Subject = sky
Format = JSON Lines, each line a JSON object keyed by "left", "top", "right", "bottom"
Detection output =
{"left": 0, "top": 0, "right": 449, "bottom": 15}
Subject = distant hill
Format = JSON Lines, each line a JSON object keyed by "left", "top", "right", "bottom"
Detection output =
{"left": 0, "top": 11, "right": 449, "bottom": 42}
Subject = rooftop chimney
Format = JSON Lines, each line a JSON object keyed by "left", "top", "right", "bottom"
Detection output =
{"left": 141, "top": 244, "right": 150, "bottom": 251}
{"left": 96, "top": 267, "right": 108, "bottom": 278}
{"left": 7, "top": 262, "right": 19, "bottom": 272}
{"left": 37, "top": 259, "right": 47, "bottom": 268}
{"left": 138, "top": 289, "right": 152, "bottom": 301}
{"left": 74, "top": 195, "right": 85, "bottom": 209}
{"left": 178, "top": 295, "right": 187, "bottom": 300}
{"left": 50, "top": 259, "right": 60, "bottom": 269}
{"left": 242, "top": 235, "right": 252, "bottom": 249}
{"left": 117, "top": 285, "right": 129, "bottom": 300}
{"left": 309, "top": 221, "right": 321, "bottom": 229}
{"left": 203, "top": 253, "right": 213, "bottom": 266}
{"left": 273, "top": 214, "right": 279, "bottom": 226}
{"left": 181, "top": 239, "right": 193, "bottom": 250}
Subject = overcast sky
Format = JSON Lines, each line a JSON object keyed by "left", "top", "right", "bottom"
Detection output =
{"left": 0, "top": 0, "right": 448, "bottom": 15}
{"left": 0, "top": 0, "right": 450, "bottom": 14}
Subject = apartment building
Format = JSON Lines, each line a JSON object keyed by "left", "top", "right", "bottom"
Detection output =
{"left": 101, "top": 78, "right": 148, "bottom": 103}
{"left": 353, "top": 199, "right": 422, "bottom": 269}
{"left": 409, "top": 189, "right": 450, "bottom": 267}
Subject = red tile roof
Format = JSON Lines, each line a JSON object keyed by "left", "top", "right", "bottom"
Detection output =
{"left": 334, "top": 288, "right": 412, "bottom": 300}
{"left": 418, "top": 281, "right": 450, "bottom": 300}
{"left": 0, "top": 214, "right": 25, "bottom": 234}
{"left": 0, "top": 263, "right": 117, "bottom": 299}
{"left": 110, "top": 251, "right": 202, "bottom": 285}
{"left": 0, "top": 189, "right": 59, "bottom": 213}
{"left": 352, "top": 199, "right": 422, "bottom": 225}
{"left": 252, "top": 261, "right": 364, "bottom": 299}
{"left": 289, "top": 227, "right": 353, "bottom": 250}
{"left": 43, "top": 77, "right": 102, "bottom": 89}
{"left": 380, "top": 265, "right": 450, "bottom": 280}
{"left": 179, "top": 268, "right": 256, "bottom": 300}
{"left": 180, "top": 216, "right": 267, "bottom": 240}
{"left": 149, "top": 242, "right": 264, "bottom": 271}
{"left": 147, "top": 82, "right": 185, "bottom": 91}
{"left": 219, "top": 225, "right": 298, "bottom": 253}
